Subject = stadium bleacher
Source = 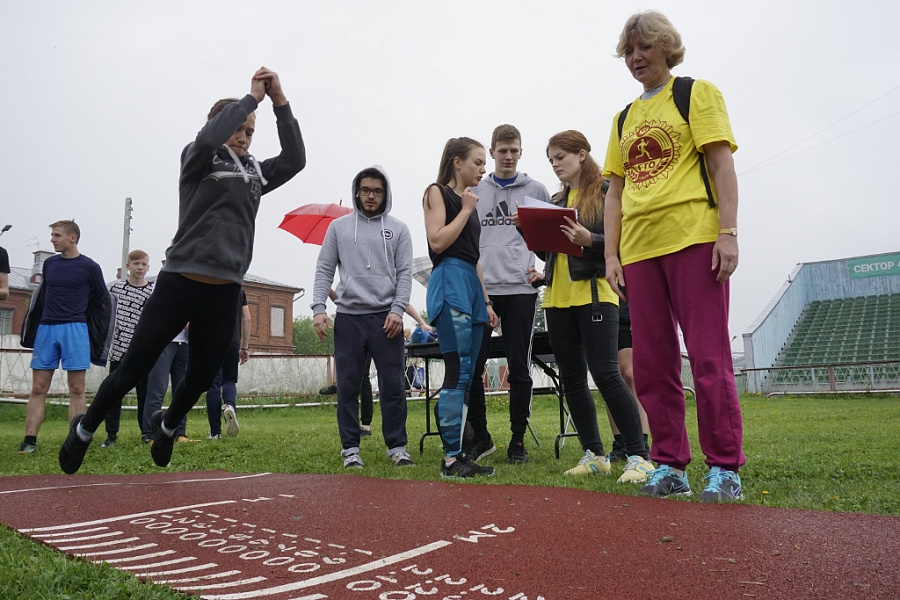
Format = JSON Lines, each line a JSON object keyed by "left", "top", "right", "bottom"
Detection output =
{"left": 778, "top": 294, "right": 900, "bottom": 367}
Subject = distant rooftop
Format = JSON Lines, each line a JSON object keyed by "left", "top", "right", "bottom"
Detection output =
{"left": 7, "top": 267, "right": 34, "bottom": 290}
{"left": 100, "top": 272, "right": 303, "bottom": 292}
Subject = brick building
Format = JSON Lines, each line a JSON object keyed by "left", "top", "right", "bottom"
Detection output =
{"left": 242, "top": 274, "right": 303, "bottom": 354}
{"left": 0, "top": 266, "right": 34, "bottom": 337}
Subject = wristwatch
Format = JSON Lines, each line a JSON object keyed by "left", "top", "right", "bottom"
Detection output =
{"left": 718, "top": 227, "right": 738, "bottom": 237}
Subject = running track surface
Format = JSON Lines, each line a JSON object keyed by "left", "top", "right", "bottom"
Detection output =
{"left": 0, "top": 471, "right": 897, "bottom": 599}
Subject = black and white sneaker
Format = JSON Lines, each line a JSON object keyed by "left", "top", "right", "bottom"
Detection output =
{"left": 59, "top": 414, "right": 92, "bottom": 474}
{"left": 466, "top": 438, "right": 497, "bottom": 462}
{"left": 100, "top": 436, "right": 117, "bottom": 448}
{"left": 440, "top": 456, "right": 495, "bottom": 478}
{"left": 149, "top": 410, "right": 175, "bottom": 467}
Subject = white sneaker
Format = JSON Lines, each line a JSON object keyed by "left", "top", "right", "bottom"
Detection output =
{"left": 343, "top": 453, "right": 364, "bottom": 468}
{"left": 224, "top": 405, "right": 240, "bottom": 438}
{"left": 207, "top": 433, "right": 221, "bottom": 440}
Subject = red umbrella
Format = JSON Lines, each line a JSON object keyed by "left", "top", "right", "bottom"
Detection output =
{"left": 278, "top": 201, "right": 353, "bottom": 245}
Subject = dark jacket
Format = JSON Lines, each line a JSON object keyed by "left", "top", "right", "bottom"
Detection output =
{"left": 164, "top": 95, "right": 307, "bottom": 285}
{"left": 537, "top": 189, "right": 606, "bottom": 286}
{"left": 20, "top": 265, "right": 114, "bottom": 367}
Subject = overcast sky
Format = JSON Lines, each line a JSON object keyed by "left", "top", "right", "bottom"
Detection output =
{"left": 2, "top": 1, "right": 897, "bottom": 351}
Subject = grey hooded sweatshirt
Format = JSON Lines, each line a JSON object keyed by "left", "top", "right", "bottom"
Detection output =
{"left": 311, "top": 165, "right": 412, "bottom": 317}
{"left": 474, "top": 172, "right": 551, "bottom": 296}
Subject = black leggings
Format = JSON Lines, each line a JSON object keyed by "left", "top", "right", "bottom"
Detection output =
{"left": 83, "top": 272, "right": 240, "bottom": 433}
{"left": 546, "top": 303, "right": 646, "bottom": 458}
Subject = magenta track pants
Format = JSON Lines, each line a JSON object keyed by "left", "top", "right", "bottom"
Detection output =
{"left": 623, "top": 242, "right": 745, "bottom": 472}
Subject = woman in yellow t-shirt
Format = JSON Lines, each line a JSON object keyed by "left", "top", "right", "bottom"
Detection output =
{"left": 536, "top": 130, "right": 651, "bottom": 483}
{"left": 602, "top": 11, "right": 745, "bottom": 503}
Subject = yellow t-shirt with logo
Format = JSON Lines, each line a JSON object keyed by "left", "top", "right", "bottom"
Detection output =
{"left": 542, "top": 190, "right": 619, "bottom": 309}
{"left": 603, "top": 77, "right": 737, "bottom": 266}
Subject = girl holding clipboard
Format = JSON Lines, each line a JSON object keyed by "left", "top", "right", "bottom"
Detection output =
{"left": 538, "top": 130, "right": 651, "bottom": 482}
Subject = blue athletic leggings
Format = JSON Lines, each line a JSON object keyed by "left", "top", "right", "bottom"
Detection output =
{"left": 433, "top": 307, "right": 484, "bottom": 458}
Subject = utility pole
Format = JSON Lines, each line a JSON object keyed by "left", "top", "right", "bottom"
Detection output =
{"left": 121, "top": 197, "right": 133, "bottom": 279}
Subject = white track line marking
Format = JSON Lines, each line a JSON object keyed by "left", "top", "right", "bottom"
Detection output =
{"left": 75, "top": 543, "right": 157, "bottom": 557}
{"left": 120, "top": 557, "right": 199, "bottom": 571}
{"left": 58, "top": 536, "right": 141, "bottom": 551}
{"left": 0, "top": 482, "right": 124, "bottom": 495}
{"left": 206, "top": 540, "right": 453, "bottom": 600}
{"left": 174, "top": 576, "right": 268, "bottom": 591}
{"left": 46, "top": 531, "right": 123, "bottom": 543}
{"left": 31, "top": 526, "right": 109, "bottom": 538}
{"left": 156, "top": 570, "right": 242, "bottom": 584}
{"left": 102, "top": 550, "right": 176, "bottom": 564}
{"left": 23, "top": 501, "right": 236, "bottom": 532}
{"left": 0, "top": 473, "right": 272, "bottom": 496}
{"left": 137, "top": 563, "right": 220, "bottom": 577}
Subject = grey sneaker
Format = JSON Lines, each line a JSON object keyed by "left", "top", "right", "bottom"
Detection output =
{"left": 699, "top": 467, "right": 744, "bottom": 503}
{"left": 638, "top": 465, "right": 692, "bottom": 498}
{"left": 343, "top": 453, "right": 364, "bottom": 468}
{"left": 389, "top": 449, "right": 416, "bottom": 467}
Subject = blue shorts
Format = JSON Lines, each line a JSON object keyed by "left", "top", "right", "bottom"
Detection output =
{"left": 30, "top": 322, "right": 91, "bottom": 371}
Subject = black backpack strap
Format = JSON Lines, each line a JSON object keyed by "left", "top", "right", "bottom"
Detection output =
{"left": 617, "top": 103, "right": 633, "bottom": 139}
{"left": 673, "top": 76, "right": 716, "bottom": 208}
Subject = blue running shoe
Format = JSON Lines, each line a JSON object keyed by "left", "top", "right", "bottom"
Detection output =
{"left": 700, "top": 467, "right": 744, "bottom": 502}
{"left": 638, "top": 465, "right": 692, "bottom": 498}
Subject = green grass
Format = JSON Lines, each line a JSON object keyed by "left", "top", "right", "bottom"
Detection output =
{"left": 0, "top": 393, "right": 898, "bottom": 598}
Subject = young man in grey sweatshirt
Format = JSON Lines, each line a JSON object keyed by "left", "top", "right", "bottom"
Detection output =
{"left": 469, "top": 125, "right": 551, "bottom": 464}
{"left": 312, "top": 166, "right": 415, "bottom": 468}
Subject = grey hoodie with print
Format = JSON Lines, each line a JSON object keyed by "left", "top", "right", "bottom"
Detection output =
{"left": 311, "top": 165, "right": 412, "bottom": 317}
{"left": 474, "top": 172, "right": 551, "bottom": 296}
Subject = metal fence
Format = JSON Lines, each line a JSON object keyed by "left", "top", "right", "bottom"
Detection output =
{"left": 742, "top": 360, "right": 900, "bottom": 396}
{"left": 1, "top": 350, "right": 697, "bottom": 401}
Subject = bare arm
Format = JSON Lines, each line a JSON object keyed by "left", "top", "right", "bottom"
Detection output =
{"left": 477, "top": 263, "right": 499, "bottom": 328}
{"left": 0, "top": 272, "right": 8, "bottom": 301}
{"left": 704, "top": 141, "right": 739, "bottom": 283}
{"left": 603, "top": 174, "right": 626, "bottom": 300}
{"left": 423, "top": 185, "right": 477, "bottom": 254}
{"left": 239, "top": 305, "right": 251, "bottom": 364}
{"left": 405, "top": 304, "right": 430, "bottom": 330}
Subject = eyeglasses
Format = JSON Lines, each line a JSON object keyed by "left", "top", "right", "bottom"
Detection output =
{"left": 359, "top": 187, "right": 385, "bottom": 198}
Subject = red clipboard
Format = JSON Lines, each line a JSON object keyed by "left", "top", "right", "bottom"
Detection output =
{"left": 516, "top": 201, "right": 583, "bottom": 257}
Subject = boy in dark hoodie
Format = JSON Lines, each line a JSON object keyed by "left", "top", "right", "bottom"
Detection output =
{"left": 59, "top": 67, "right": 306, "bottom": 474}
{"left": 311, "top": 166, "right": 415, "bottom": 469}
